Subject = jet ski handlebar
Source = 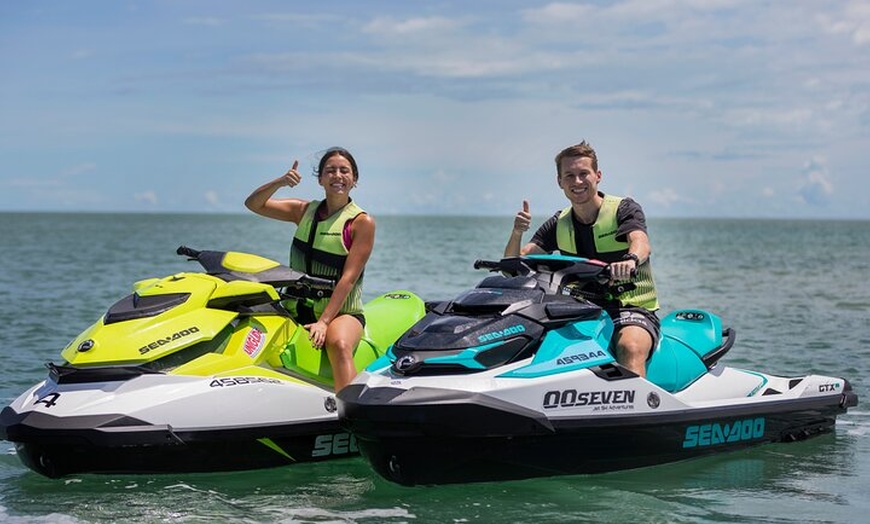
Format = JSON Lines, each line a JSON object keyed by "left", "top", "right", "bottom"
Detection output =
{"left": 294, "top": 275, "right": 335, "bottom": 291}
{"left": 177, "top": 245, "right": 201, "bottom": 258}
{"left": 473, "top": 256, "right": 637, "bottom": 298}
{"left": 472, "top": 259, "right": 502, "bottom": 270}
{"left": 473, "top": 256, "right": 611, "bottom": 279}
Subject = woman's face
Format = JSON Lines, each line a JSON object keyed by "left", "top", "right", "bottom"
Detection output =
{"left": 319, "top": 154, "right": 356, "bottom": 195}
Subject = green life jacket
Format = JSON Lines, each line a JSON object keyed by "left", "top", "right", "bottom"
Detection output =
{"left": 555, "top": 194, "right": 659, "bottom": 311}
{"left": 288, "top": 199, "right": 365, "bottom": 318}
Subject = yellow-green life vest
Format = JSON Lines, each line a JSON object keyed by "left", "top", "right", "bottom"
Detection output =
{"left": 555, "top": 195, "right": 659, "bottom": 311}
{"left": 288, "top": 199, "right": 366, "bottom": 318}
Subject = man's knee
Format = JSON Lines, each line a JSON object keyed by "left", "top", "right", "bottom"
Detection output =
{"left": 615, "top": 327, "right": 653, "bottom": 358}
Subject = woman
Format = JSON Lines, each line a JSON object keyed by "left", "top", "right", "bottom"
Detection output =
{"left": 245, "top": 147, "right": 374, "bottom": 391}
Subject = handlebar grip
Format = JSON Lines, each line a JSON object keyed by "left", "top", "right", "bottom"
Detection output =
{"left": 177, "top": 246, "right": 201, "bottom": 258}
{"left": 473, "top": 260, "right": 501, "bottom": 270}
{"left": 300, "top": 275, "right": 335, "bottom": 288}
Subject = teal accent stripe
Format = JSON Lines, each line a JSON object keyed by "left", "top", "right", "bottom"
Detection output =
{"left": 737, "top": 368, "right": 769, "bottom": 397}
{"left": 423, "top": 341, "right": 506, "bottom": 369}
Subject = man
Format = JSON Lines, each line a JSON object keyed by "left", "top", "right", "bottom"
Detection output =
{"left": 505, "top": 141, "right": 660, "bottom": 377}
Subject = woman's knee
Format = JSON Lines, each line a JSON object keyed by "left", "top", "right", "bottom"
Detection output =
{"left": 325, "top": 320, "right": 362, "bottom": 355}
{"left": 327, "top": 338, "right": 356, "bottom": 359}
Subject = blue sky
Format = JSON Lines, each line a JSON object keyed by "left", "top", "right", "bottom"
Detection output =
{"left": 2, "top": 1, "right": 868, "bottom": 219}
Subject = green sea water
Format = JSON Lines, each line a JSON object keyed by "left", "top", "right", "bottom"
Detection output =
{"left": 0, "top": 212, "right": 867, "bottom": 523}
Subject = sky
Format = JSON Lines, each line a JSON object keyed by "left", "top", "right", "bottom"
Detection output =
{"left": 1, "top": 0, "right": 869, "bottom": 219}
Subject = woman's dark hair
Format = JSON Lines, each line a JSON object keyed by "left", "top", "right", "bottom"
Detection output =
{"left": 316, "top": 147, "right": 359, "bottom": 181}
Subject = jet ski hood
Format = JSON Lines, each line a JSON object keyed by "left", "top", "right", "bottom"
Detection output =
{"left": 388, "top": 272, "right": 605, "bottom": 375}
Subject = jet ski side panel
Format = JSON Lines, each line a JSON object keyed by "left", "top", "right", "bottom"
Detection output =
{"left": 339, "top": 382, "right": 855, "bottom": 486}
{"left": 4, "top": 410, "right": 356, "bottom": 478}
{"left": 0, "top": 374, "right": 356, "bottom": 478}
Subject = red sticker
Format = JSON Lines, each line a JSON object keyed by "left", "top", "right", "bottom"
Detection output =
{"left": 243, "top": 328, "right": 265, "bottom": 357}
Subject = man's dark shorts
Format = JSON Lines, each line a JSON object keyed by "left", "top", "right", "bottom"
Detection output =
{"left": 605, "top": 305, "right": 661, "bottom": 352}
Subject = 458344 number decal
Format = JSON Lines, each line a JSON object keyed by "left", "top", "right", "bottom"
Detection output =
{"left": 138, "top": 326, "right": 200, "bottom": 355}
{"left": 209, "top": 376, "right": 282, "bottom": 387}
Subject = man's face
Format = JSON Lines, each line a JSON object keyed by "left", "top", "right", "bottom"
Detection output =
{"left": 557, "top": 156, "right": 601, "bottom": 204}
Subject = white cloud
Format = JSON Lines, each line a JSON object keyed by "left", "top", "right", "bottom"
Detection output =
{"left": 432, "top": 170, "right": 458, "bottom": 184}
{"left": 134, "top": 191, "right": 158, "bottom": 206}
{"left": 817, "top": 1, "right": 870, "bottom": 45}
{"left": 727, "top": 108, "right": 815, "bottom": 128}
{"left": 797, "top": 157, "right": 834, "bottom": 206}
{"left": 61, "top": 163, "right": 97, "bottom": 177}
{"left": 5, "top": 163, "right": 95, "bottom": 190}
{"left": 521, "top": 3, "right": 596, "bottom": 25}
{"left": 355, "top": 16, "right": 537, "bottom": 78}
{"left": 205, "top": 190, "right": 220, "bottom": 207}
{"left": 183, "top": 17, "right": 224, "bottom": 27}
{"left": 8, "top": 177, "right": 63, "bottom": 189}
{"left": 648, "top": 188, "right": 683, "bottom": 208}
{"left": 363, "top": 16, "right": 466, "bottom": 37}
{"left": 249, "top": 13, "right": 339, "bottom": 27}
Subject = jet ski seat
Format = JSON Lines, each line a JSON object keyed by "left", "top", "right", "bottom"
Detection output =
{"left": 646, "top": 309, "right": 735, "bottom": 393}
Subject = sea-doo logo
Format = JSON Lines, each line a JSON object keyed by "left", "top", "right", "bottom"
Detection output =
{"left": 312, "top": 432, "right": 358, "bottom": 457}
{"left": 647, "top": 392, "right": 661, "bottom": 409}
{"left": 556, "top": 350, "right": 607, "bottom": 365}
{"left": 138, "top": 326, "right": 200, "bottom": 355}
{"left": 478, "top": 324, "right": 526, "bottom": 343}
{"left": 77, "top": 339, "right": 95, "bottom": 352}
{"left": 543, "top": 389, "right": 636, "bottom": 410}
{"left": 384, "top": 293, "right": 411, "bottom": 299}
{"left": 682, "top": 417, "right": 765, "bottom": 448}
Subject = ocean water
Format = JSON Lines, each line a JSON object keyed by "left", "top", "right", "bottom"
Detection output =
{"left": 0, "top": 212, "right": 867, "bottom": 523}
